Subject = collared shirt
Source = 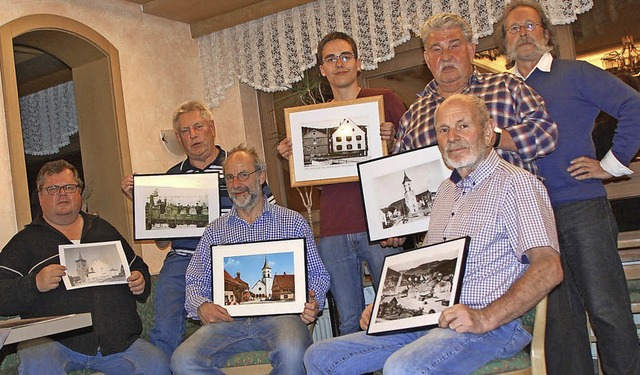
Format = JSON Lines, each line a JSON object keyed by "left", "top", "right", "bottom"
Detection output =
{"left": 513, "top": 52, "right": 633, "bottom": 178}
{"left": 184, "top": 199, "right": 330, "bottom": 318}
{"left": 167, "top": 145, "right": 275, "bottom": 255}
{"left": 426, "top": 150, "right": 559, "bottom": 309}
{"left": 393, "top": 69, "right": 558, "bottom": 176}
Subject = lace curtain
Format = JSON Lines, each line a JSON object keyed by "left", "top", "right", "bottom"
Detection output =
{"left": 19, "top": 81, "right": 79, "bottom": 156}
{"left": 198, "top": 0, "right": 593, "bottom": 107}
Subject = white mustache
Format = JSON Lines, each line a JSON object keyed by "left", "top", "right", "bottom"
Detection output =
{"left": 230, "top": 187, "right": 250, "bottom": 194}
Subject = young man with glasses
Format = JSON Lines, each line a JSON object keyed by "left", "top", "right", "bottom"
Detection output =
{"left": 120, "top": 101, "right": 274, "bottom": 359}
{"left": 171, "top": 144, "right": 330, "bottom": 374}
{"left": 0, "top": 160, "right": 169, "bottom": 374}
{"left": 496, "top": 1, "right": 640, "bottom": 373}
{"left": 277, "top": 31, "right": 407, "bottom": 336}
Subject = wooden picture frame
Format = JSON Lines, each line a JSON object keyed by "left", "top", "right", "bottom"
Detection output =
{"left": 285, "top": 96, "right": 387, "bottom": 187}
{"left": 212, "top": 238, "right": 308, "bottom": 317}
{"left": 367, "top": 237, "right": 469, "bottom": 335}
{"left": 133, "top": 173, "right": 220, "bottom": 240}
{"left": 358, "top": 145, "right": 451, "bottom": 242}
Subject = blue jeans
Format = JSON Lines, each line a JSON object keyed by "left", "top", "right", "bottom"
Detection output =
{"left": 545, "top": 197, "right": 640, "bottom": 375}
{"left": 17, "top": 337, "right": 169, "bottom": 375}
{"left": 149, "top": 251, "right": 191, "bottom": 358}
{"left": 318, "top": 232, "right": 400, "bottom": 335}
{"left": 304, "top": 320, "right": 530, "bottom": 374}
{"left": 171, "top": 315, "right": 311, "bottom": 374}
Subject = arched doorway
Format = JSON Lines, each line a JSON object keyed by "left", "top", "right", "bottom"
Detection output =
{"left": 0, "top": 15, "right": 134, "bottom": 245}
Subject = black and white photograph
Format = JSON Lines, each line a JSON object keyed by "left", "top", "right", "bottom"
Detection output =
{"left": 212, "top": 238, "right": 307, "bottom": 317}
{"left": 133, "top": 173, "right": 220, "bottom": 240}
{"left": 285, "top": 96, "right": 386, "bottom": 187}
{"left": 367, "top": 237, "right": 469, "bottom": 335}
{"left": 59, "top": 241, "right": 131, "bottom": 290}
{"left": 358, "top": 145, "right": 451, "bottom": 242}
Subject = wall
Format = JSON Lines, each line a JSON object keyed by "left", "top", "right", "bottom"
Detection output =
{"left": 0, "top": 0, "right": 263, "bottom": 274}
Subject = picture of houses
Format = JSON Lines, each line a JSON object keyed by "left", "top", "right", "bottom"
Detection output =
{"left": 375, "top": 257, "right": 456, "bottom": 323}
{"left": 60, "top": 241, "right": 130, "bottom": 289}
{"left": 301, "top": 118, "right": 369, "bottom": 166}
{"left": 379, "top": 171, "right": 437, "bottom": 230}
{"left": 222, "top": 252, "right": 296, "bottom": 306}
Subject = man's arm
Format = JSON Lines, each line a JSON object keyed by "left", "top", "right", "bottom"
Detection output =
{"left": 439, "top": 246, "right": 562, "bottom": 334}
{"left": 184, "top": 227, "right": 216, "bottom": 319}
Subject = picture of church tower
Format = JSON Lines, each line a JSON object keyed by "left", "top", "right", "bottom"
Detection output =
{"left": 250, "top": 255, "right": 274, "bottom": 300}
{"left": 75, "top": 251, "right": 88, "bottom": 283}
{"left": 402, "top": 172, "right": 419, "bottom": 215}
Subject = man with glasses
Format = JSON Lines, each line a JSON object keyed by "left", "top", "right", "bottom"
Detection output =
{"left": 496, "top": 2, "right": 640, "bottom": 373}
{"left": 120, "top": 101, "right": 274, "bottom": 359}
{"left": 171, "top": 144, "right": 330, "bottom": 374}
{"left": 277, "top": 31, "right": 406, "bottom": 336}
{"left": 0, "top": 159, "right": 169, "bottom": 374}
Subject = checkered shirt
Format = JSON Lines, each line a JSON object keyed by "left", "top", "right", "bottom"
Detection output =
{"left": 393, "top": 70, "right": 558, "bottom": 176}
{"left": 184, "top": 200, "right": 330, "bottom": 318}
{"left": 426, "top": 150, "right": 559, "bottom": 309}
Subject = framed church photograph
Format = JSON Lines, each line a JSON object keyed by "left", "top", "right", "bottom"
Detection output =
{"left": 367, "top": 237, "right": 469, "bottom": 335}
{"left": 357, "top": 145, "right": 451, "bottom": 242}
{"left": 285, "top": 96, "right": 387, "bottom": 187}
{"left": 211, "top": 238, "right": 308, "bottom": 317}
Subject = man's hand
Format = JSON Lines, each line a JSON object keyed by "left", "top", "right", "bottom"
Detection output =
{"left": 197, "top": 302, "right": 233, "bottom": 325}
{"left": 36, "top": 264, "right": 67, "bottom": 292}
{"left": 568, "top": 157, "right": 613, "bottom": 180}
{"left": 301, "top": 290, "right": 320, "bottom": 324}
{"left": 380, "top": 237, "right": 406, "bottom": 248}
{"left": 359, "top": 304, "right": 373, "bottom": 330}
{"left": 120, "top": 174, "right": 134, "bottom": 200}
{"left": 127, "top": 271, "right": 145, "bottom": 295}
{"left": 380, "top": 122, "right": 396, "bottom": 149}
{"left": 276, "top": 138, "right": 293, "bottom": 160}
{"left": 439, "top": 304, "right": 490, "bottom": 334}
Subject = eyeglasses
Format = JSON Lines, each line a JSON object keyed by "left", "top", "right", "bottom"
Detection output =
{"left": 42, "top": 184, "right": 80, "bottom": 195}
{"left": 322, "top": 53, "right": 355, "bottom": 64}
{"left": 507, "top": 22, "right": 541, "bottom": 34}
{"left": 224, "top": 169, "right": 260, "bottom": 183}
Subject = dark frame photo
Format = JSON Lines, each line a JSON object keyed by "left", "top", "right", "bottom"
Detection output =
{"left": 367, "top": 237, "right": 469, "bottom": 335}
{"left": 211, "top": 238, "right": 308, "bottom": 317}
{"left": 133, "top": 173, "right": 220, "bottom": 240}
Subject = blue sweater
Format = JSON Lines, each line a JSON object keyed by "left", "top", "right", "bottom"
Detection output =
{"left": 525, "top": 58, "right": 640, "bottom": 206}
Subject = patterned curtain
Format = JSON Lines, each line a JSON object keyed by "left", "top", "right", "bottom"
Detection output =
{"left": 198, "top": 0, "right": 593, "bottom": 107}
{"left": 19, "top": 81, "right": 79, "bottom": 156}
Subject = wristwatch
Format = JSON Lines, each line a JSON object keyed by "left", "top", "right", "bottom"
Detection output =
{"left": 493, "top": 128, "right": 502, "bottom": 148}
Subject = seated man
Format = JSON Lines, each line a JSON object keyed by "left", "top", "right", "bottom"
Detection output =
{"left": 0, "top": 160, "right": 169, "bottom": 375}
{"left": 171, "top": 144, "right": 330, "bottom": 374}
{"left": 304, "top": 94, "right": 563, "bottom": 374}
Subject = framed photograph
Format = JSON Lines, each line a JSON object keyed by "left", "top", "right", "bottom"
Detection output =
{"left": 59, "top": 241, "right": 131, "bottom": 290}
{"left": 285, "top": 95, "right": 387, "bottom": 187}
{"left": 212, "top": 238, "right": 307, "bottom": 317}
{"left": 367, "top": 237, "right": 470, "bottom": 335}
{"left": 133, "top": 173, "right": 220, "bottom": 240}
{"left": 358, "top": 145, "right": 451, "bottom": 242}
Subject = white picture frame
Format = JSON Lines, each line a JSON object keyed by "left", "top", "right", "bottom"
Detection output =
{"left": 59, "top": 241, "right": 131, "bottom": 290}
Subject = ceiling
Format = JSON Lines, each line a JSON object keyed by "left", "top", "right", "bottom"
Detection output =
{"left": 122, "top": 0, "right": 315, "bottom": 38}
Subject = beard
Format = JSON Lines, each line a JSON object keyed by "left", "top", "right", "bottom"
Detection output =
{"left": 506, "top": 36, "right": 552, "bottom": 62}
{"left": 442, "top": 140, "right": 487, "bottom": 171}
{"left": 229, "top": 185, "right": 260, "bottom": 210}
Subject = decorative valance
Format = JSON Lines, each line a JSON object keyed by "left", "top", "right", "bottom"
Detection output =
{"left": 19, "top": 81, "right": 79, "bottom": 156}
{"left": 198, "top": 0, "right": 593, "bottom": 107}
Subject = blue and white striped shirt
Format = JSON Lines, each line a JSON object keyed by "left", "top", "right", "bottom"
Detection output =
{"left": 184, "top": 199, "right": 330, "bottom": 319}
{"left": 426, "top": 150, "right": 559, "bottom": 309}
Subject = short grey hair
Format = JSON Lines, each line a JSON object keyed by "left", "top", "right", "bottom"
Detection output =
{"left": 172, "top": 100, "right": 214, "bottom": 131}
{"left": 420, "top": 13, "right": 474, "bottom": 46}
{"left": 435, "top": 94, "right": 491, "bottom": 130}
{"left": 225, "top": 144, "right": 267, "bottom": 173}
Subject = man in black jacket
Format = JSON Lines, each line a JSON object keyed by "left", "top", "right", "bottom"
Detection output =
{"left": 0, "top": 160, "right": 169, "bottom": 375}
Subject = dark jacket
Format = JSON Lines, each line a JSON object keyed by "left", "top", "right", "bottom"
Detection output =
{"left": 0, "top": 212, "right": 151, "bottom": 355}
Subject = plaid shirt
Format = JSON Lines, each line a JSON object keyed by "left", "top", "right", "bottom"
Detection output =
{"left": 184, "top": 199, "right": 330, "bottom": 318}
{"left": 426, "top": 151, "right": 559, "bottom": 309}
{"left": 393, "top": 70, "right": 557, "bottom": 176}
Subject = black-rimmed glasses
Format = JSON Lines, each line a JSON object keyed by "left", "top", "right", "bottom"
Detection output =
{"left": 42, "top": 184, "right": 80, "bottom": 195}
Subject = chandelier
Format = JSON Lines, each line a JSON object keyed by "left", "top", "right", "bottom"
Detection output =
{"left": 602, "top": 30, "right": 640, "bottom": 76}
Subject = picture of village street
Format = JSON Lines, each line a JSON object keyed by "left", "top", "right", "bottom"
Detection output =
{"left": 301, "top": 118, "right": 370, "bottom": 168}
{"left": 375, "top": 257, "right": 456, "bottom": 323}
{"left": 222, "top": 252, "right": 296, "bottom": 306}
{"left": 144, "top": 187, "right": 209, "bottom": 230}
